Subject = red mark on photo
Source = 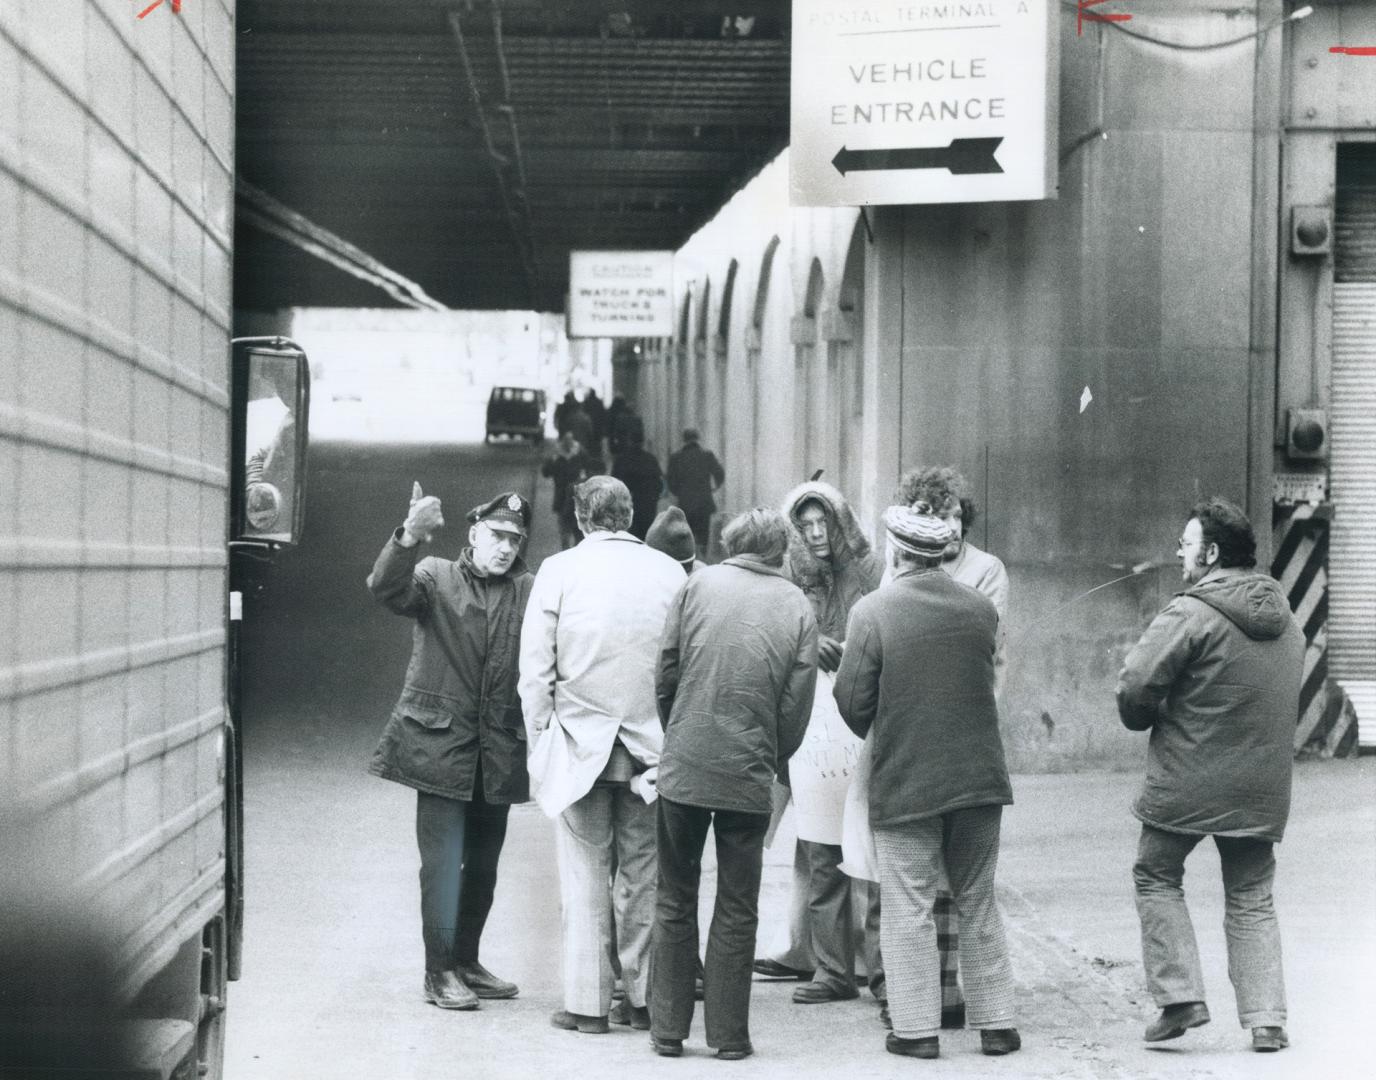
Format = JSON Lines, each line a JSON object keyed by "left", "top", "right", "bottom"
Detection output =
{"left": 1329, "top": 46, "right": 1376, "bottom": 56}
{"left": 137, "top": 0, "right": 182, "bottom": 18}
{"left": 1078, "top": 0, "right": 1132, "bottom": 36}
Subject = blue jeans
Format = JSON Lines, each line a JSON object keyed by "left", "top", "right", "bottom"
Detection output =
{"left": 416, "top": 786, "right": 510, "bottom": 972}
{"left": 650, "top": 797, "right": 768, "bottom": 1051}
{"left": 1133, "top": 824, "right": 1286, "bottom": 1027}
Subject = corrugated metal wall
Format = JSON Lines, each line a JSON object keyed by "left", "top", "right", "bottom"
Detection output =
{"left": 0, "top": 0, "right": 236, "bottom": 998}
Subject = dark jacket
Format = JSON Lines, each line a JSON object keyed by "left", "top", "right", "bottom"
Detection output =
{"left": 367, "top": 533, "right": 533, "bottom": 803}
{"left": 834, "top": 568, "right": 1010, "bottom": 826}
{"left": 656, "top": 557, "right": 818, "bottom": 815}
{"left": 665, "top": 442, "right": 724, "bottom": 514}
{"left": 780, "top": 480, "right": 884, "bottom": 640}
{"left": 1116, "top": 570, "right": 1303, "bottom": 842}
{"left": 612, "top": 447, "right": 665, "bottom": 540}
{"left": 541, "top": 444, "right": 603, "bottom": 523}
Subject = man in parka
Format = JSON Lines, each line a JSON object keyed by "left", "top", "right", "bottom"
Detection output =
{"left": 368, "top": 482, "right": 534, "bottom": 1012}
{"left": 1117, "top": 497, "right": 1303, "bottom": 1053}
{"left": 753, "top": 480, "right": 883, "bottom": 1006}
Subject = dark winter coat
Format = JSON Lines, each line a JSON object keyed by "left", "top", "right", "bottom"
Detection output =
{"left": 656, "top": 557, "right": 819, "bottom": 815}
{"left": 612, "top": 447, "right": 665, "bottom": 539}
{"left": 780, "top": 480, "right": 884, "bottom": 640}
{"left": 665, "top": 442, "right": 724, "bottom": 516}
{"left": 833, "top": 567, "right": 1011, "bottom": 826}
{"left": 367, "top": 534, "right": 532, "bottom": 803}
{"left": 541, "top": 444, "right": 603, "bottom": 526}
{"left": 1116, "top": 570, "right": 1303, "bottom": 842}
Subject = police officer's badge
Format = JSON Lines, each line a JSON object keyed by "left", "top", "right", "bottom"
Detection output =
{"left": 507, "top": 494, "right": 522, "bottom": 512}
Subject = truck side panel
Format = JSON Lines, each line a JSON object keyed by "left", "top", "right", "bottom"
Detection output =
{"left": 0, "top": 0, "right": 236, "bottom": 1002}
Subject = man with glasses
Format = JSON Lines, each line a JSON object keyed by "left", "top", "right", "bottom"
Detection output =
{"left": 1117, "top": 497, "right": 1302, "bottom": 1053}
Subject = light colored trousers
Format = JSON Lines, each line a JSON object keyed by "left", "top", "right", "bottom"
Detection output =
{"left": 556, "top": 785, "right": 657, "bottom": 1015}
{"left": 875, "top": 805, "right": 1014, "bottom": 1040}
{"left": 1133, "top": 824, "right": 1286, "bottom": 1027}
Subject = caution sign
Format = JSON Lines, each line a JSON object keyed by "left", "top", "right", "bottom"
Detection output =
{"left": 567, "top": 251, "right": 675, "bottom": 338}
{"left": 790, "top": 0, "right": 1058, "bottom": 207}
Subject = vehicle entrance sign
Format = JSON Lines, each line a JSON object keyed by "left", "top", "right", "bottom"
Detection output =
{"left": 568, "top": 250, "right": 675, "bottom": 338}
{"left": 790, "top": 0, "right": 1058, "bottom": 206}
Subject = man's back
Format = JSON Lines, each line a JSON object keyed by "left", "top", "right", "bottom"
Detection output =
{"left": 836, "top": 570, "right": 1007, "bottom": 825}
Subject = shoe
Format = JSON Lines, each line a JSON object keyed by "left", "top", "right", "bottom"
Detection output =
{"left": 610, "top": 1001, "right": 651, "bottom": 1031}
{"left": 1144, "top": 1001, "right": 1211, "bottom": 1042}
{"left": 550, "top": 1009, "right": 610, "bottom": 1034}
{"left": 423, "top": 970, "right": 479, "bottom": 1010}
{"left": 886, "top": 1034, "right": 939, "bottom": 1059}
{"left": 879, "top": 1003, "right": 891, "bottom": 1029}
{"left": 792, "top": 981, "right": 859, "bottom": 1004}
{"left": 941, "top": 1002, "right": 966, "bottom": 1029}
{"left": 651, "top": 1035, "right": 684, "bottom": 1057}
{"left": 752, "top": 958, "right": 812, "bottom": 980}
{"left": 716, "top": 1045, "right": 753, "bottom": 1060}
{"left": 980, "top": 1028, "right": 1022, "bottom": 1056}
{"left": 454, "top": 960, "right": 518, "bottom": 999}
{"left": 1252, "top": 1026, "right": 1289, "bottom": 1052}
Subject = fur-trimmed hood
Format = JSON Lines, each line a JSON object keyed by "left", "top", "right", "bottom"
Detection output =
{"left": 780, "top": 480, "right": 882, "bottom": 638}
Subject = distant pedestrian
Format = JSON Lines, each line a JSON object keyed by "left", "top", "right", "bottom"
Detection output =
{"left": 606, "top": 396, "right": 632, "bottom": 455}
{"left": 612, "top": 427, "right": 665, "bottom": 540}
{"left": 834, "top": 504, "right": 1020, "bottom": 1060}
{"left": 665, "top": 429, "right": 724, "bottom": 553}
{"left": 541, "top": 431, "right": 604, "bottom": 549}
{"left": 553, "top": 390, "right": 578, "bottom": 434}
{"left": 1116, "top": 497, "right": 1302, "bottom": 1054}
{"left": 558, "top": 401, "right": 594, "bottom": 451}
{"left": 645, "top": 506, "right": 704, "bottom": 575}
{"left": 649, "top": 509, "right": 818, "bottom": 1060}
{"left": 367, "top": 483, "right": 534, "bottom": 1012}
{"left": 583, "top": 388, "right": 607, "bottom": 455}
{"left": 518, "top": 476, "right": 686, "bottom": 1035}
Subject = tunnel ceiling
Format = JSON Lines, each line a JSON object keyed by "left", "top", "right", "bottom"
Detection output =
{"left": 234, "top": 0, "right": 791, "bottom": 314}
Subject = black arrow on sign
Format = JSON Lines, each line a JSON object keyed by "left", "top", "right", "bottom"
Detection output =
{"left": 831, "top": 138, "right": 1004, "bottom": 177}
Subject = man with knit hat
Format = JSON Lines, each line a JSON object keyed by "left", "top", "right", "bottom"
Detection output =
{"left": 645, "top": 506, "right": 705, "bottom": 575}
{"left": 368, "top": 483, "right": 534, "bottom": 1012}
{"left": 833, "top": 504, "right": 1020, "bottom": 1060}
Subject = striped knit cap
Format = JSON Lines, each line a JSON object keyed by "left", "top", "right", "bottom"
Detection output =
{"left": 882, "top": 502, "right": 952, "bottom": 557}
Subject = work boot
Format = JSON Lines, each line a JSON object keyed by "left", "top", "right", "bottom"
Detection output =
{"left": 1252, "top": 1026, "right": 1289, "bottom": 1052}
{"left": 1144, "top": 1001, "right": 1210, "bottom": 1042}
{"left": 885, "top": 1034, "right": 939, "bottom": 1059}
{"left": 454, "top": 959, "right": 518, "bottom": 999}
{"left": 651, "top": 1035, "right": 684, "bottom": 1057}
{"left": 610, "top": 1001, "right": 651, "bottom": 1030}
{"left": 423, "top": 970, "right": 479, "bottom": 1010}
{"left": 980, "top": 1028, "right": 1022, "bottom": 1056}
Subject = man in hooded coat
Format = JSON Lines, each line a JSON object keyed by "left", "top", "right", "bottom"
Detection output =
{"left": 1117, "top": 497, "right": 1302, "bottom": 1054}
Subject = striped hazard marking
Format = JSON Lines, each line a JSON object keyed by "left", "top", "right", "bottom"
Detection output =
{"left": 1272, "top": 503, "right": 1358, "bottom": 757}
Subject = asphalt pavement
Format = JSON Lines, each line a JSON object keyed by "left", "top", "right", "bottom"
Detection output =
{"left": 224, "top": 437, "right": 1376, "bottom": 1080}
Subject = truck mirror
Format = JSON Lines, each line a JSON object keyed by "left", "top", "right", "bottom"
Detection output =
{"left": 230, "top": 338, "right": 311, "bottom": 547}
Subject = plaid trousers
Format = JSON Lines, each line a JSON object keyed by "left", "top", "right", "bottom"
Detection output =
{"left": 874, "top": 806, "right": 1014, "bottom": 1039}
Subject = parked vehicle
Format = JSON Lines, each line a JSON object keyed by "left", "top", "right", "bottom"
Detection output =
{"left": 485, "top": 386, "right": 548, "bottom": 443}
{"left": 0, "top": 337, "right": 310, "bottom": 1080}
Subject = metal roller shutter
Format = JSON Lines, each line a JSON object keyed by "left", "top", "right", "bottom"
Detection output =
{"left": 1331, "top": 145, "right": 1376, "bottom": 748}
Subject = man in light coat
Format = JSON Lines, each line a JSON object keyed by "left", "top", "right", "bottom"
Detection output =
{"left": 649, "top": 509, "right": 818, "bottom": 1060}
{"left": 834, "top": 505, "right": 1020, "bottom": 1060}
{"left": 518, "top": 475, "right": 686, "bottom": 1034}
{"left": 1117, "top": 497, "right": 1302, "bottom": 1053}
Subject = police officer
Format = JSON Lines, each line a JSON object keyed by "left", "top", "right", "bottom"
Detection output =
{"left": 367, "top": 483, "right": 534, "bottom": 1011}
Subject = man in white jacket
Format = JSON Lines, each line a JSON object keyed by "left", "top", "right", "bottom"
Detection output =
{"left": 518, "top": 476, "right": 686, "bottom": 1035}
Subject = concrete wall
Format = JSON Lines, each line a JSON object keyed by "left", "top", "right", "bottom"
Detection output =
{"left": 631, "top": 1, "right": 1326, "bottom": 771}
